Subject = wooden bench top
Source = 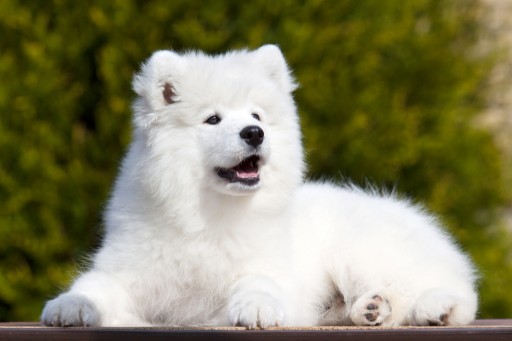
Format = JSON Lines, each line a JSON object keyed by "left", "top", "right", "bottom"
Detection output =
{"left": 1, "top": 319, "right": 511, "bottom": 340}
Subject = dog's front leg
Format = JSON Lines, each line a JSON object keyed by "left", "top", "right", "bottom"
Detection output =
{"left": 227, "top": 274, "right": 287, "bottom": 329}
{"left": 41, "top": 270, "right": 150, "bottom": 327}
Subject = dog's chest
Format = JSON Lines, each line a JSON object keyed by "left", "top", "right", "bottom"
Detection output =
{"left": 130, "top": 235, "right": 238, "bottom": 325}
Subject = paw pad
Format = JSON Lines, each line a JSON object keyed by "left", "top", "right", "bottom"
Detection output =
{"left": 350, "top": 293, "right": 392, "bottom": 326}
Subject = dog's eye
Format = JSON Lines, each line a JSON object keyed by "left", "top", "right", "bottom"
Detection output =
{"left": 205, "top": 115, "right": 221, "bottom": 125}
{"left": 251, "top": 113, "right": 261, "bottom": 121}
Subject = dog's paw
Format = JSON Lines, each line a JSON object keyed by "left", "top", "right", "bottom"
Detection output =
{"left": 350, "top": 293, "right": 392, "bottom": 326}
{"left": 41, "top": 293, "right": 100, "bottom": 327}
{"left": 409, "top": 289, "right": 476, "bottom": 326}
{"left": 228, "top": 291, "right": 285, "bottom": 329}
{"left": 410, "top": 297, "right": 452, "bottom": 326}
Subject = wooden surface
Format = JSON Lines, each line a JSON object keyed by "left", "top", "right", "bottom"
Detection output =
{"left": 0, "top": 320, "right": 511, "bottom": 340}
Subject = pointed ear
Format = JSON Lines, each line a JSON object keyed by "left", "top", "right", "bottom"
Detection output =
{"left": 253, "top": 45, "right": 298, "bottom": 93}
{"left": 132, "top": 50, "right": 186, "bottom": 111}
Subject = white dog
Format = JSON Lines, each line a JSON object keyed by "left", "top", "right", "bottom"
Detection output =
{"left": 41, "top": 45, "right": 477, "bottom": 328}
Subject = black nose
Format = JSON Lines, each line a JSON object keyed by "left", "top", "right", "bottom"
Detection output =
{"left": 240, "top": 125, "right": 264, "bottom": 148}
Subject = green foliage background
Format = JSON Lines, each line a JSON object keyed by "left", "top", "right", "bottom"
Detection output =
{"left": 1, "top": 0, "right": 511, "bottom": 321}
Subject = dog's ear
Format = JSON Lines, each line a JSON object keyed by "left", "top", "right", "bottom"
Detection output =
{"left": 253, "top": 45, "right": 298, "bottom": 93}
{"left": 132, "top": 50, "right": 186, "bottom": 109}
{"left": 131, "top": 50, "right": 186, "bottom": 128}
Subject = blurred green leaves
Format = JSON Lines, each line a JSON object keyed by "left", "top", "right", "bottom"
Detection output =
{"left": 0, "top": 0, "right": 510, "bottom": 321}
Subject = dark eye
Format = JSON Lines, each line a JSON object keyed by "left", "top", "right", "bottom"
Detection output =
{"left": 251, "top": 113, "right": 261, "bottom": 121}
{"left": 205, "top": 115, "right": 221, "bottom": 125}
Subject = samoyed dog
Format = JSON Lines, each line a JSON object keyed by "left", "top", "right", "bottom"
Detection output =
{"left": 41, "top": 45, "right": 477, "bottom": 328}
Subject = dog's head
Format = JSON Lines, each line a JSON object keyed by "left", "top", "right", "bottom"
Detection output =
{"left": 131, "top": 45, "right": 304, "bottom": 204}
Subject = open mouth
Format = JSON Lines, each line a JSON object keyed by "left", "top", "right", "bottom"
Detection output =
{"left": 215, "top": 155, "right": 261, "bottom": 186}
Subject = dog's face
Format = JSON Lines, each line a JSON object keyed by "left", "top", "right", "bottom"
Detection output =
{"left": 198, "top": 104, "right": 271, "bottom": 195}
{"left": 131, "top": 45, "right": 303, "bottom": 199}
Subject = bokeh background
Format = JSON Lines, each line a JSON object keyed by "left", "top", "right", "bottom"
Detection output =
{"left": 1, "top": 0, "right": 511, "bottom": 322}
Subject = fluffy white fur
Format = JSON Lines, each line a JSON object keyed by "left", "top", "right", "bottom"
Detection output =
{"left": 41, "top": 45, "right": 477, "bottom": 328}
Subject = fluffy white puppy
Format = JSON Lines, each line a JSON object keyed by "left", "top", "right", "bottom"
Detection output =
{"left": 41, "top": 45, "right": 477, "bottom": 328}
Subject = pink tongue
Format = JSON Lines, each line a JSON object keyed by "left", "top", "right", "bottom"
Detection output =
{"left": 236, "top": 171, "right": 259, "bottom": 179}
